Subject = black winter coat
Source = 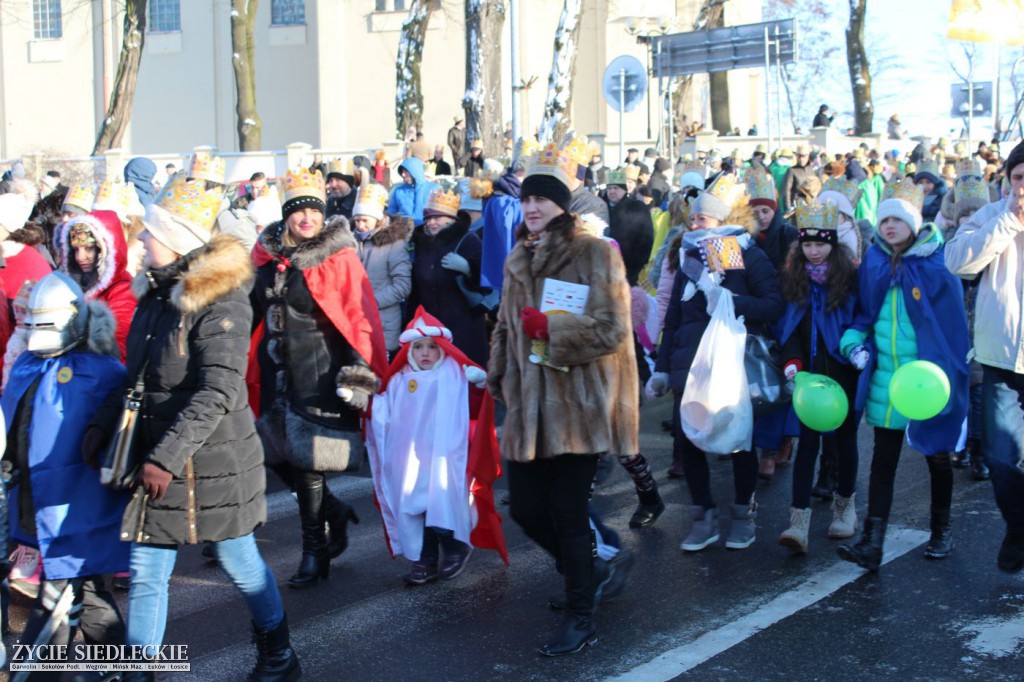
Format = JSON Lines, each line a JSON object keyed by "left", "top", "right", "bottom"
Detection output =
{"left": 655, "top": 236, "right": 785, "bottom": 391}
{"left": 407, "top": 213, "right": 489, "bottom": 365}
{"left": 608, "top": 198, "right": 654, "bottom": 286}
{"left": 95, "top": 237, "right": 266, "bottom": 546}
{"left": 756, "top": 211, "right": 798, "bottom": 270}
{"left": 326, "top": 190, "right": 356, "bottom": 220}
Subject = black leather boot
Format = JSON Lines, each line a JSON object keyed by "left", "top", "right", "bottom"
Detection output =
{"left": 324, "top": 493, "right": 360, "bottom": 558}
{"left": 924, "top": 507, "right": 953, "bottom": 559}
{"left": 539, "top": 535, "right": 597, "bottom": 656}
{"left": 249, "top": 614, "right": 301, "bottom": 682}
{"left": 288, "top": 473, "right": 330, "bottom": 589}
{"left": 968, "top": 439, "right": 990, "bottom": 481}
{"left": 837, "top": 516, "right": 887, "bottom": 571}
{"left": 629, "top": 483, "right": 665, "bottom": 528}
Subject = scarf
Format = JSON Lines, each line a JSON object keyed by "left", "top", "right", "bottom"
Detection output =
{"left": 805, "top": 261, "right": 829, "bottom": 285}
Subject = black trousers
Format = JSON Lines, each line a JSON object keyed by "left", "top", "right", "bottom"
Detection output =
{"left": 866, "top": 427, "right": 953, "bottom": 519}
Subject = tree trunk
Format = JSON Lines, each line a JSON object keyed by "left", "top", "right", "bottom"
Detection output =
{"left": 846, "top": 0, "right": 873, "bottom": 134}
{"left": 395, "top": 0, "right": 436, "bottom": 140}
{"left": 706, "top": 2, "right": 732, "bottom": 134}
{"left": 537, "top": 0, "right": 583, "bottom": 144}
{"left": 230, "top": 0, "right": 262, "bottom": 151}
{"left": 463, "top": 0, "right": 505, "bottom": 159}
{"left": 92, "top": 0, "right": 146, "bottom": 155}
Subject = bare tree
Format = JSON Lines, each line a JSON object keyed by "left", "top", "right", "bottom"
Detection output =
{"left": 92, "top": 0, "right": 146, "bottom": 155}
{"left": 846, "top": 0, "right": 873, "bottom": 134}
{"left": 463, "top": 0, "right": 505, "bottom": 159}
{"left": 537, "top": 0, "right": 583, "bottom": 144}
{"left": 705, "top": 1, "right": 731, "bottom": 134}
{"left": 395, "top": 0, "right": 437, "bottom": 140}
{"left": 671, "top": 0, "right": 728, "bottom": 139}
{"left": 230, "top": 0, "right": 262, "bottom": 151}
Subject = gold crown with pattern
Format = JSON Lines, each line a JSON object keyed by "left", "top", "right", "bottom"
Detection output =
{"left": 562, "top": 135, "right": 597, "bottom": 169}
{"left": 955, "top": 156, "right": 984, "bottom": 180}
{"left": 280, "top": 168, "right": 326, "bottom": 204}
{"left": 882, "top": 178, "right": 925, "bottom": 211}
{"left": 328, "top": 159, "right": 347, "bottom": 176}
{"left": 795, "top": 202, "right": 838, "bottom": 232}
{"left": 425, "top": 188, "right": 460, "bottom": 217}
{"left": 352, "top": 183, "right": 389, "bottom": 219}
{"left": 188, "top": 151, "right": 226, "bottom": 185}
{"left": 526, "top": 143, "right": 576, "bottom": 189}
{"left": 153, "top": 172, "right": 223, "bottom": 233}
{"left": 820, "top": 176, "right": 863, "bottom": 206}
{"left": 624, "top": 165, "right": 640, "bottom": 182}
{"left": 705, "top": 172, "right": 746, "bottom": 207}
{"left": 681, "top": 159, "right": 705, "bottom": 173}
{"left": 93, "top": 180, "right": 135, "bottom": 218}
{"left": 62, "top": 183, "right": 95, "bottom": 212}
{"left": 607, "top": 168, "right": 629, "bottom": 187}
{"left": 743, "top": 168, "right": 777, "bottom": 202}
{"left": 514, "top": 137, "right": 541, "bottom": 162}
{"left": 955, "top": 176, "right": 990, "bottom": 205}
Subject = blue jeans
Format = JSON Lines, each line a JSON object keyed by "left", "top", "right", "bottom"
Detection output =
{"left": 981, "top": 366, "right": 1024, "bottom": 536}
{"left": 126, "top": 533, "right": 284, "bottom": 647}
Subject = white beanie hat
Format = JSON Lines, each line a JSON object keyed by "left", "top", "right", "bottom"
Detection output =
{"left": 876, "top": 198, "right": 923, "bottom": 236}
{"left": 0, "top": 193, "right": 34, "bottom": 240}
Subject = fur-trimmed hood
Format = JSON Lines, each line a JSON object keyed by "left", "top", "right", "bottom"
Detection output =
{"left": 256, "top": 215, "right": 357, "bottom": 270}
{"left": 55, "top": 210, "right": 130, "bottom": 299}
{"left": 132, "top": 235, "right": 254, "bottom": 315}
{"left": 370, "top": 214, "right": 413, "bottom": 247}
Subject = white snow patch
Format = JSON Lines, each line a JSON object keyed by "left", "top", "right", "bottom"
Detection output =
{"left": 959, "top": 612, "right": 1024, "bottom": 658}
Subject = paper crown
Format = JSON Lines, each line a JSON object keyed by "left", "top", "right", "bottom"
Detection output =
{"left": 562, "top": 135, "right": 598, "bottom": 173}
{"left": 795, "top": 203, "right": 838, "bottom": 232}
{"left": 606, "top": 168, "right": 628, "bottom": 187}
{"left": 352, "top": 183, "right": 389, "bottom": 221}
{"left": 153, "top": 172, "right": 223, "bottom": 233}
{"left": 92, "top": 180, "right": 135, "bottom": 219}
{"left": 328, "top": 159, "right": 347, "bottom": 176}
{"left": 514, "top": 137, "right": 541, "bottom": 162}
{"left": 955, "top": 176, "right": 990, "bottom": 205}
{"left": 955, "top": 156, "right": 984, "bottom": 180}
{"left": 624, "top": 165, "right": 640, "bottom": 182}
{"left": 916, "top": 160, "right": 941, "bottom": 178}
{"left": 280, "top": 168, "right": 326, "bottom": 204}
{"left": 425, "top": 188, "right": 460, "bottom": 217}
{"left": 682, "top": 159, "right": 705, "bottom": 173}
{"left": 188, "top": 151, "right": 226, "bottom": 185}
{"left": 62, "top": 183, "right": 95, "bottom": 212}
{"left": 882, "top": 178, "right": 925, "bottom": 211}
{"left": 743, "top": 168, "right": 777, "bottom": 202}
{"left": 705, "top": 172, "right": 746, "bottom": 207}
{"left": 821, "top": 176, "right": 862, "bottom": 206}
{"left": 526, "top": 143, "right": 575, "bottom": 188}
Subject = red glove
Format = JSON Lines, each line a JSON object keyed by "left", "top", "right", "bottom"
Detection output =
{"left": 520, "top": 307, "right": 549, "bottom": 340}
{"left": 139, "top": 462, "right": 174, "bottom": 501}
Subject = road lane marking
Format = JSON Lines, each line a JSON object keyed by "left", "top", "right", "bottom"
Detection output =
{"left": 609, "top": 527, "right": 930, "bottom": 681}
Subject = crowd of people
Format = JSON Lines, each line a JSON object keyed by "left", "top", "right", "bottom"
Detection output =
{"left": 0, "top": 126, "right": 1021, "bottom": 678}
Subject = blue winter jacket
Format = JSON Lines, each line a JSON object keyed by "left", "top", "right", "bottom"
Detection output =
{"left": 386, "top": 157, "right": 438, "bottom": 227}
{"left": 481, "top": 171, "right": 522, "bottom": 292}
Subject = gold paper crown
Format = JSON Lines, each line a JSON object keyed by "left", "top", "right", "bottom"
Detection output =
{"left": 514, "top": 137, "right": 541, "bottom": 162}
{"left": 705, "top": 172, "right": 745, "bottom": 207}
{"left": 624, "top": 165, "right": 641, "bottom": 182}
{"left": 527, "top": 143, "right": 575, "bottom": 188}
{"left": 154, "top": 172, "right": 223, "bottom": 233}
{"left": 916, "top": 160, "right": 940, "bottom": 178}
{"left": 743, "top": 168, "right": 777, "bottom": 202}
{"left": 795, "top": 203, "right": 838, "bottom": 232}
{"left": 562, "top": 135, "right": 594, "bottom": 168}
{"left": 93, "top": 180, "right": 135, "bottom": 217}
{"left": 354, "top": 183, "right": 388, "bottom": 211}
{"left": 955, "top": 157, "right": 984, "bottom": 180}
{"left": 281, "top": 168, "right": 326, "bottom": 204}
{"left": 821, "top": 176, "right": 862, "bottom": 206}
{"left": 882, "top": 178, "right": 925, "bottom": 211}
{"left": 63, "top": 183, "right": 95, "bottom": 211}
{"left": 328, "top": 159, "right": 346, "bottom": 176}
{"left": 425, "top": 188, "right": 460, "bottom": 217}
{"left": 682, "top": 160, "right": 705, "bottom": 173}
{"left": 188, "top": 151, "right": 226, "bottom": 185}
{"left": 955, "top": 176, "right": 990, "bottom": 205}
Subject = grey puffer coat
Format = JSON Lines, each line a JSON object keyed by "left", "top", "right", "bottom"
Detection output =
{"left": 356, "top": 215, "right": 413, "bottom": 352}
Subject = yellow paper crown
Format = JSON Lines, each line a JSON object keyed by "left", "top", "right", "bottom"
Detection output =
{"left": 743, "top": 168, "right": 777, "bottom": 202}
{"left": 352, "top": 183, "right": 389, "bottom": 218}
{"left": 624, "top": 165, "right": 641, "bottom": 182}
{"left": 527, "top": 143, "right": 575, "bottom": 189}
{"left": 882, "top": 178, "right": 925, "bottom": 211}
{"left": 795, "top": 202, "right": 838, "bottom": 232}
{"left": 821, "top": 176, "right": 862, "bottom": 206}
{"left": 425, "top": 188, "right": 460, "bottom": 217}
{"left": 955, "top": 176, "right": 990, "bottom": 205}
{"left": 93, "top": 180, "right": 134, "bottom": 218}
{"left": 705, "top": 172, "right": 745, "bottom": 207}
{"left": 514, "top": 137, "right": 541, "bottom": 162}
{"left": 154, "top": 172, "right": 223, "bottom": 234}
{"left": 562, "top": 135, "right": 593, "bottom": 169}
{"left": 328, "top": 159, "right": 347, "bottom": 176}
{"left": 63, "top": 183, "right": 95, "bottom": 212}
{"left": 188, "top": 151, "right": 226, "bottom": 185}
{"left": 955, "top": 157, "right": 984, "bottom": 180}
{"left": 281, "top": 168, "right": 326, "bottom": 204}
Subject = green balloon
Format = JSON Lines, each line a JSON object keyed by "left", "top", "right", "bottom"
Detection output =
{"left": 889, "top": 360, "right": 950, "bottom": 421}
{"left": 792, "top": 372, "right": 849, "bottom": 432}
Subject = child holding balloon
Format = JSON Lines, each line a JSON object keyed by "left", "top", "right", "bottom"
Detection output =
{"left": 775, "top": 203, "right": 861, "bottom": 554}
{"left": 836, "top": 178, "right": 969, "bottom": 571}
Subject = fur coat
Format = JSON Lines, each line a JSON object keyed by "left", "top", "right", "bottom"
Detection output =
{"left": 488, "top": 213, "right": 639, "bottom": 462}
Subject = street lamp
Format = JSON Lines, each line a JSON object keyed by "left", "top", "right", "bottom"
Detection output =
{"left": 625, "top": 15, "right": 674, "bottom": 146}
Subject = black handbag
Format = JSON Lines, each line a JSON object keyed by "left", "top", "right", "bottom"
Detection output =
{"left": 744, "top": 334, "right": 792, "bottom": 416}
{"left": 99, "top": 335, "right": 155, "bottom": 491}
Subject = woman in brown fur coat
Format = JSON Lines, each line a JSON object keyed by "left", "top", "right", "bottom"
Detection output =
{"left": 488, "top": 145, "right": 639, "bottom": 657}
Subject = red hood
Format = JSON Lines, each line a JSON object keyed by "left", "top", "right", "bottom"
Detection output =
{"left": 55, "top": 209, "right": 130, "bottom": 299}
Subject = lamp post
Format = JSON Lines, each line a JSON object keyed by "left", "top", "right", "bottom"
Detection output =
{"left": 625, "top": 15, "right": 674, "bottom": 152}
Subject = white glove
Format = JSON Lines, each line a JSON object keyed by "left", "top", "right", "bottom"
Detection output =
{"left": 464, "top": 365, "right": 487, "bottom": 388}
{"left": 336, "top": 387, "right": 353, "bottom": 401}
{"left": 645, "top": 372, "right": 670, "bottom": 400}
{"left": 697, "top": 270, "right": 724, "bottom": 314}
{"left": 849, "top": 345, "right": 870, "bottom": 371}
{"left": 441, "top": 252, "right": 471, "bottom": 275}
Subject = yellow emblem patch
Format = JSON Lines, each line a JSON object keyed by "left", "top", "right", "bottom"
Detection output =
{"left": 408, "top": 379, "right": 418, "bottom": 393}
{"left": 912, "top": 286, "right": 922, "bottom": 301}
{"left": 57, "top": 367, "right": 74, "bottom": 384}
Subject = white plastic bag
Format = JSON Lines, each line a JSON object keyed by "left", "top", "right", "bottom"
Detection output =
{"left": 680, "top": 290, "right": 753, "bottom": 454}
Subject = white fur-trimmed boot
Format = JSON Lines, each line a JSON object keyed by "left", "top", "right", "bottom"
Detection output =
{"left": 828, "top": 493, "right": 857, "bottom": 539}
{"left": 778, "top": 507, "right": 812, "bottom": 554}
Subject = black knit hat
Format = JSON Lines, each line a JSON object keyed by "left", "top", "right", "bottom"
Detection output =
{"left": 521, "top": 174, "right": 572, "bottom": 212}
{"left": 1004, "top": 140, "right": 1024, "bottom": 177}
{"left": 281, "top": 196, "right": 326, "bottom": 221}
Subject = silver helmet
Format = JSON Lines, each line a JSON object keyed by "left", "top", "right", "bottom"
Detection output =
{"left": 25, "top": 271, "right": 87, "bottom": 358}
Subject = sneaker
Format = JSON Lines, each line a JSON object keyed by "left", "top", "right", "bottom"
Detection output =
{"left": 404, "top": 562, "right": 440, "bottom": 586}
{"left": 9, "top": 545, "right": 41, "bottom": 599}
{"left": 440, "top": 547, "right": 474, "bottom": 581}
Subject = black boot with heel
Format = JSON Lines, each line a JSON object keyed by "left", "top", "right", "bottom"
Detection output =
{"left": 288, "top": 472, "right": 330, "bottom": 589}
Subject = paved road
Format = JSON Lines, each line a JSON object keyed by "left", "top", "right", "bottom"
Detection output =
{"left": 5, "top": 395, "right": 1022, "bottom": 681}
